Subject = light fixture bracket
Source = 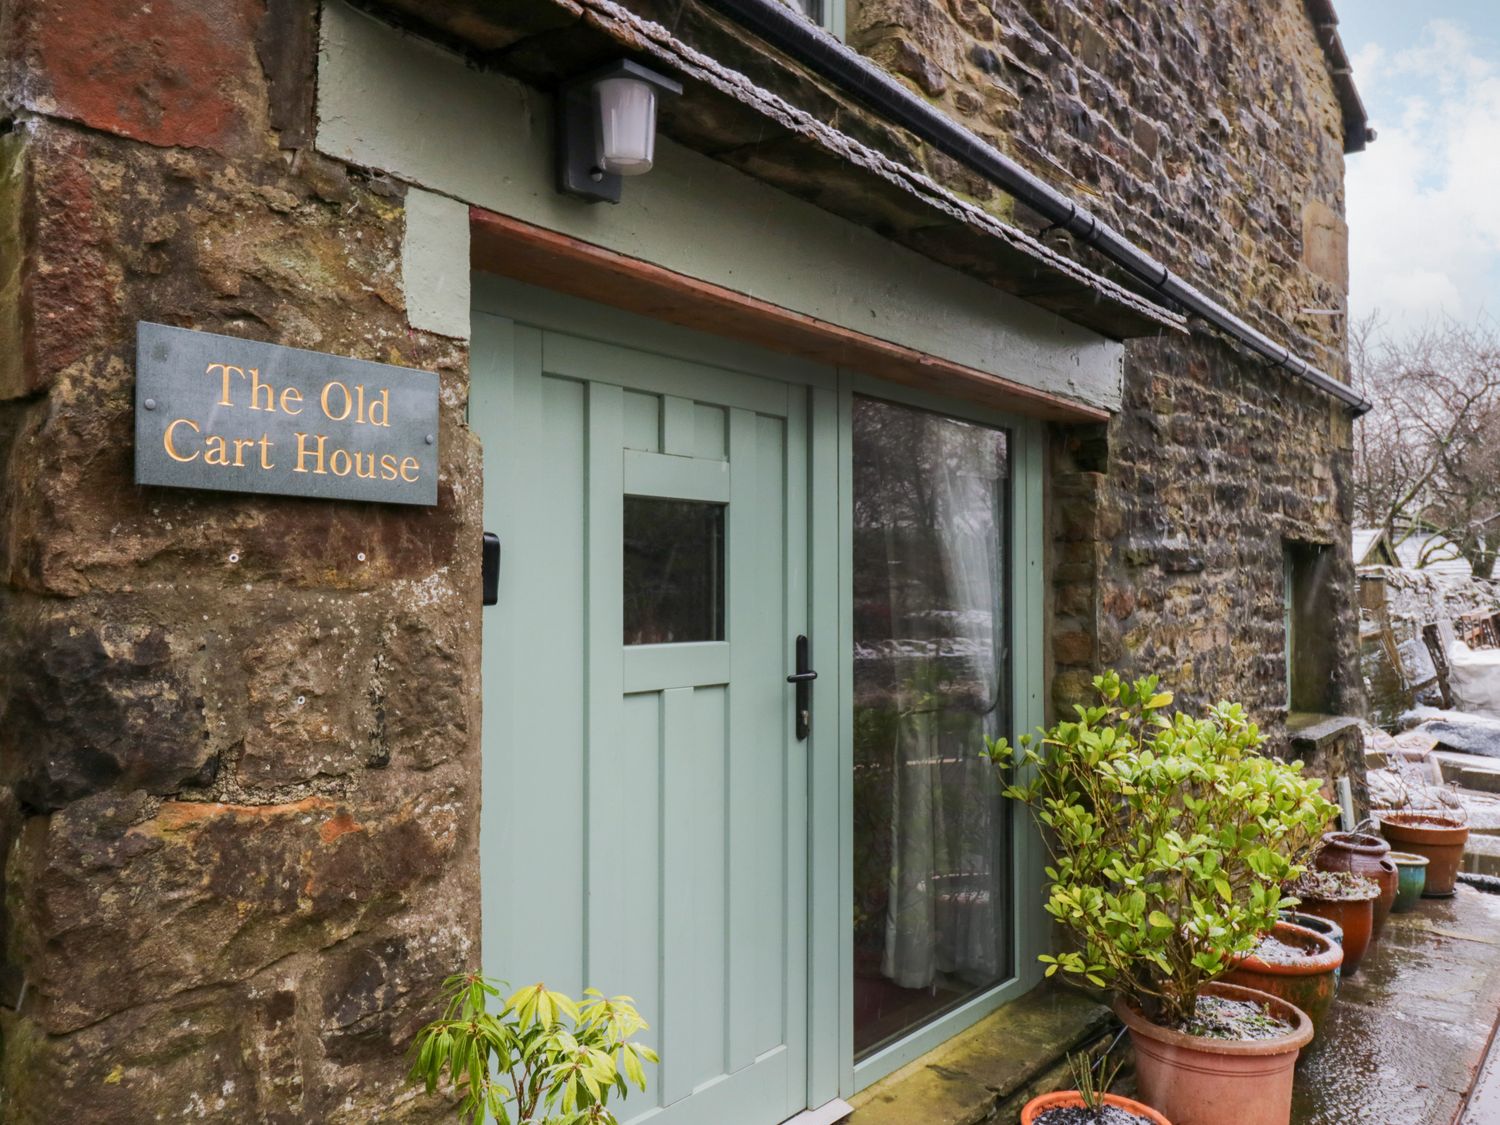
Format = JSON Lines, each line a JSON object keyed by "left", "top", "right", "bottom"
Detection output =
{"left": 557, "top": 59, "right": 683, "bottom": 204}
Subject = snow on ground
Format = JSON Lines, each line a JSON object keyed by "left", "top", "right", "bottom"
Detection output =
{"left": 1398, "top": 706, "right": 1500, "bottom": 758}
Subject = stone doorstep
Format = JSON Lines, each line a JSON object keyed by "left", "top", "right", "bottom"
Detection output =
{"left": 845, "top": 986, "right": 1113, "bottom": 1125}
{"left": 1434, "top": 751, "right": 1500, "bottom": 795}
{"left": 1464, "top": 833, "right": 1500, "bottom": 877}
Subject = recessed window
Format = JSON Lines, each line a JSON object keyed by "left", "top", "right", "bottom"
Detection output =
{"left": 624, "top": 497, "right": 726, "bottom": 645}
{"left": 794, "top": 0, "right": 824, "bottom": 23}
{"left": 1285, "top": 540, "right": 1336, "bottom": 713}
{"left": 787, "top": 0, "right": 843, "bottom": 38}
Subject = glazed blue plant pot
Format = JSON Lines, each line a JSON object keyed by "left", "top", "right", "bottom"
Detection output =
{"left": 1389, "top": 851, "right": 1430, "bottom": 912}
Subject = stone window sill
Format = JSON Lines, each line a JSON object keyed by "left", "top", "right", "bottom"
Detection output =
{"left": 845, "top": 985, "right": 1112, "bottom": 1125}
{"left": 1286, "top": 712, "right": 1363, "bottom": 743}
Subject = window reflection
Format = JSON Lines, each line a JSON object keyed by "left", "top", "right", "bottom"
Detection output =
{"left": 851, "top": 396, "right": 1013, "bottom": 1059}
{"left": 623, "top": 498, "right": 725, "bottom": 645}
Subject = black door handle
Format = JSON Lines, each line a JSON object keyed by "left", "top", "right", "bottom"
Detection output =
{"left": 788, "top": 634, "right": 815, "bottom": 740}
{"left": 482, "top": 532, "right": 501, "bottom": 606}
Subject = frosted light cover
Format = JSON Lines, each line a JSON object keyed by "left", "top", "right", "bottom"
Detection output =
{"left": 594, "top": 76, "right": 658, "bottom": 175}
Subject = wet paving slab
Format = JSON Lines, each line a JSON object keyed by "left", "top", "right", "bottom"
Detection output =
{"left": 1463, "top": 1028, "right": 1500, "bottom": 1124}
{"left": 1291, "top": 885, "right": 1500, "bottom": 1125}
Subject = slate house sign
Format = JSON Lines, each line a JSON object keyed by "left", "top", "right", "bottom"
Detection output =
{"left": 135, "top": 322, "right": 440, "bottom": 506}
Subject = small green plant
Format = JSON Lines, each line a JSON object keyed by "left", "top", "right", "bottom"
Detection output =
{"left": 985, "top": 672, "right": 1336, "bottom": 1029}
{"left": 409, "top": 974, "right": 658, "bottom": 1125}
{"left": 1068, "top": 1048, "right": 1123, "bottom": 1120}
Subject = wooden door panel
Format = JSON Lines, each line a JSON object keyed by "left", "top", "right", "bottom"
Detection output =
{"left": 479, "top": 320, "right": 809, "bottom": 1125}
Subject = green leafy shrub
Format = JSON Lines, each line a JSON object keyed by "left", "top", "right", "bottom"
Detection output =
{"left": 409, "top": 975, "right": 658, "bottom": 1125}
{"left": 985, "top": 672, "right": 1336, "bottom": 1028}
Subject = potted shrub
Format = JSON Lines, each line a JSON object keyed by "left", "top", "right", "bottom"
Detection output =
{"left": 1284, "top": 869, "right": 1380, "bottom": 975}
{"left": 408, "top": 975, "right": 658, "bottom": 1124}
{"left": 1021, "top": 1050, "right": 1171, "bottom": 1125}
{"left": 986, "top": 673, "right": 1336, "bottom": 1125}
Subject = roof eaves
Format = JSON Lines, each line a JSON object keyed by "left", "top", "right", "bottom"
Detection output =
{"left": 364, "top": 0, "right": 1187, "bottom": 341}
{"left": 1304, "top": 0, "right": 1375, "bottom": 155}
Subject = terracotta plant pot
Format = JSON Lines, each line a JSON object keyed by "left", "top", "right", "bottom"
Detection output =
{"left": 1380, "top": 813, "right": 1470, "bottom": 897}
{"left": 1115, "top": 981, "right": 1313, "bottom": 1125}
{"left": 1278, "top": 909, "right": 1344, "bottom": 990}
{"left": 1222, "top": 921, "right": 1343, "bottom": 1031}
{"left": 1388, "top": 851, "right": 1430, "bottom": 911}
{"left": 1314, "top": 831, "right": 1397, "bottom": 939}
{"left": 1370, "top": 857, "right": 1398, "bottom": 937}
{"left": 1021, "top": 1090, "right": 1173, "bottom": 1125}
{"left": 1291, "top": 889, "right": 1376, "bottom": 976}
{"left": 1278, "top": 910, "right": 1344, "bottom": 951}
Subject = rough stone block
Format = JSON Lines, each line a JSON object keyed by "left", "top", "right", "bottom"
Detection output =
{"left": 0, "top": 598, "right": 215, "bottom": 811}
{"left": 1053, "top": 581, "right": 1093, "bottom": 617}
{"left": 9, "top": 777, "right": 466, "bottom": 1035}
{"left": 240, "top": 605, "right": 390, "bottom": 787}
{"left": 1302, "top": 197, "right": 1349, "bottom": 290}
{"left": 1052, "top": 668, "right": 1096, "bottom": 712}
{"left": 0, "top": 133, "right": 28, "bottom": 401}
{"left": 1052, "top": 629, "right": 1093, "bottom": 665}
{"left": 10, "top": 0, "right": 269, "bottom": 154}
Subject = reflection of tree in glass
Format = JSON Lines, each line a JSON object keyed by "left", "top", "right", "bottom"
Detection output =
{"left": 622, "top": 498, "right": 725, "bottom": 645}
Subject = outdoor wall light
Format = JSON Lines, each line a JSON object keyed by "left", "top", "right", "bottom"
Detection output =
{"left": 558, "top": 60, "right": 683, "bottom": 204}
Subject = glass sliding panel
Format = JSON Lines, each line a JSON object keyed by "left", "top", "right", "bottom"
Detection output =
{"left": 851, "top": 395, "right": 1013, "bottom": 1060}
{"left": 623, "top": 498, "right": 726, "bottom": 645}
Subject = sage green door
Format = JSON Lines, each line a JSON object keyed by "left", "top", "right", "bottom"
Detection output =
{"left": 474, "top": 308, "right": 812, "bottom": 1125}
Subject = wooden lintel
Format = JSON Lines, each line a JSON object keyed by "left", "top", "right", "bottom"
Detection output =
{"left": 469, "top": 207, "right": 1112, "bottom": 424}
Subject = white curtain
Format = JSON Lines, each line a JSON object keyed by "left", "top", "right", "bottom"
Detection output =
{"left": 879, "top": 414, "right": 1007, "bottom": 991}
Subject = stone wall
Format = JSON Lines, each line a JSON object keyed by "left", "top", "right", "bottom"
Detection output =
{"left": 1087, "top": 332, "right": 1359, "bottom": 730}
{"left": 848, "top": 0, "right": 1350, "bottom": 373}
{"left": 0, "top": 1, "right": 477, "bottom": 1118}
{"left": 846, "top": 0, "right": 1360, "bottom": 729}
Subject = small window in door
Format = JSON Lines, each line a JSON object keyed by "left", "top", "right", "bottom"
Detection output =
{"left": 624, "top": 497, "right": 726, "bottom": 644}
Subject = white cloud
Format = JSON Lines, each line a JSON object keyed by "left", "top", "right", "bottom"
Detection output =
{"left": 1347, "top": 20, "right": 1500, "bottom": 333}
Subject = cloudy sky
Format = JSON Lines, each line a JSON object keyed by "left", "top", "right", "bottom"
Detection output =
{"left": 1340, "top": 2, "right": 1500, "bottom": 335}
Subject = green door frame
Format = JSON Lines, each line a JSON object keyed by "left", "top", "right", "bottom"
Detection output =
{"left": 471, "top": 275, "right": 1048, "bottom": 1113}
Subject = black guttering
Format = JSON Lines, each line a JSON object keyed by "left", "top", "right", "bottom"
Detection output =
{"left": 699, "top": 0, "right": 1372, "bottom": 416}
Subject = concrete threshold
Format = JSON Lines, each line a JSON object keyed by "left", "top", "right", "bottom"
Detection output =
{"left": 1435, "top": 750, "right": 1500, "bottom": 796}
{"left": 846, "top": 986, "right": 1111, "bottom": 1125}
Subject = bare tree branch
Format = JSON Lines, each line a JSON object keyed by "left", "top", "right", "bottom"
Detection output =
{"left": 1353, "top": 315, "right": 1500, "bottom": 578}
